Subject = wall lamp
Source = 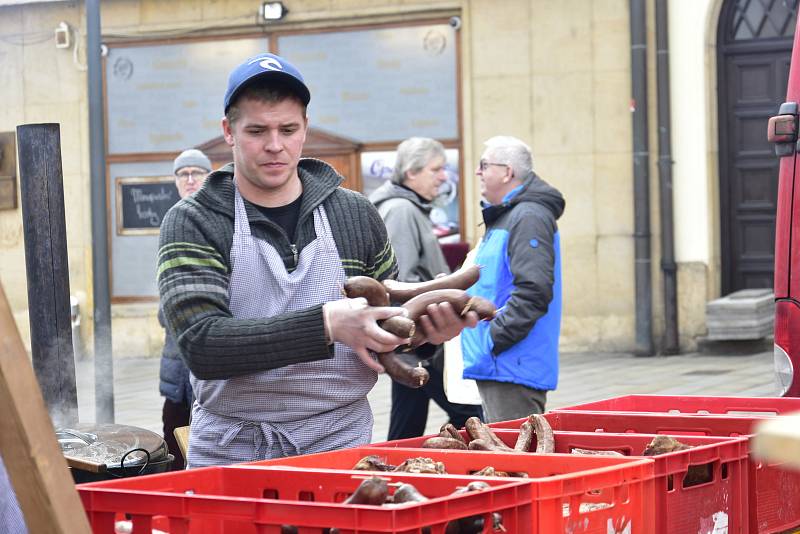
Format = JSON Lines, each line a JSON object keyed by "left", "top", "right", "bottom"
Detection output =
{"left": 261, "top": 1, "right": 288, "bottom": 21}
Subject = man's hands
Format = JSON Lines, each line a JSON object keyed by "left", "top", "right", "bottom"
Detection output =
{"left": 323, "top": 297, "right": 481, "bottom": 372}
{"left": 323, "top": 298, "right": 409, "bottom": 373}
{"left": 422, "top": 273, "right": 480, "bottom": 342}
{"left": 416, "top": 301, "right": 480, "bottom": 345}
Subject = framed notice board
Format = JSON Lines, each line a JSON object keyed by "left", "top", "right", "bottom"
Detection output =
{"left": 115, "top": 176, "right": 179, "bottom": 236}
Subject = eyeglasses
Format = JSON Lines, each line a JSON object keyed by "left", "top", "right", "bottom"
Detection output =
{"left": 478, "top": 160, "right": 509, "bottom": 171}
{"left": 176, "top": 170, "right": 206, "bottom": 182}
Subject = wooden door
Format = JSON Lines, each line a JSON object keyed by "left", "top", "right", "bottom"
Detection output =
{"left": 718, "top": 0, "right": 797, "bottom": 293}
{"left": 301, "top": 128, "right": 362, "bottom": 192}
{"left": 309, "top": 152, "right": 361, "bottom": 191}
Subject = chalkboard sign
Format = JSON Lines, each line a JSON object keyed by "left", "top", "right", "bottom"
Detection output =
{"left": 115, "top": 176, "right": 179, "bottom": 235}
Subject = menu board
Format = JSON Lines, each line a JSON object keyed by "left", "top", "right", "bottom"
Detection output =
{"left": 109, "top": 161, "right": 173, "bottom": 299}
{"left": 115, "top": 176, "right": 179, "bottom": 235}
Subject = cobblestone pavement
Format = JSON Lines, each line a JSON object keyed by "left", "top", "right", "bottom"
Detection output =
{"left": 75, "top": 348, "right": 779, "bottom": 442}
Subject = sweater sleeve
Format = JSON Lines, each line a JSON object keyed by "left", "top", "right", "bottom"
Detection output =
{"left": 157, "top": 201, "right": 332, "bottom": 380}
{"left": 363, "top": 198, "right": 398, "bottom": 282}
{"left": 489, "top": 205, "right": 556, "bottom": 355}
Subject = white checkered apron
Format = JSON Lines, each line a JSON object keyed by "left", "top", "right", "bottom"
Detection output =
{"left": 0, "top": 456, "right": 26, "bottom": 534}
{"left": 187, "top": 187, "right": 377, "bottom": 468}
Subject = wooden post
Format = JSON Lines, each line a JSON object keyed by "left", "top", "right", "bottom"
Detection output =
{"left": 0, "top": 281, "right": 91, "bottom": 533}
{"left": 16, "top": 123, "right": 78, "bottom": 426}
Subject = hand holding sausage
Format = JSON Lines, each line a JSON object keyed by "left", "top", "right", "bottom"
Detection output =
{"left": 322, "top": 297, "right": 410, "bottom": 373}
{"left": 341, "top": 278, "right": 495, "bottom": 387}
{"left": 415, "top": 301, "right": 480, "bottom": 346}
{"left": 382, "top": 264, "right": 481, "bottom": 303}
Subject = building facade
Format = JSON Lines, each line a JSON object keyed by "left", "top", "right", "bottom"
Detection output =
{"left": 0, "top": 0, "right": 792, "bottom": 358}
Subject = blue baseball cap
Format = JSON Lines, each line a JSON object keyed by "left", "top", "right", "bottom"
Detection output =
{"left": 223, "top": 53, "right": 311, "bottom": 113}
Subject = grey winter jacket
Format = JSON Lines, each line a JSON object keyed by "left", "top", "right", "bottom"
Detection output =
{"left": 369, "top": 182, "right": 450, "bottom": 283}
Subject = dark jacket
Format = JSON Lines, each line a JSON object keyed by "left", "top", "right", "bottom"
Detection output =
{"left": 158, "top": 306, "right": 192, "bottom": 404}
{"left": 462, "top": 172, "right": 565, "bottom": 390}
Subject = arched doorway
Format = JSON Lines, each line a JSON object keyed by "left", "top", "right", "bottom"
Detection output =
{"left": 718, "top": 0, "right": 797, "bottom": 294}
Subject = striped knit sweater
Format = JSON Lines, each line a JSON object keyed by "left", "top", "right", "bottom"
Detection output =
{"left": 157, "top": 159, "right": 398, "bottom": 380}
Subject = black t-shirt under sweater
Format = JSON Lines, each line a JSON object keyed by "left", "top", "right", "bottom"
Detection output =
{"left": 251, "top": 194, "right": 303, "bottom": 241}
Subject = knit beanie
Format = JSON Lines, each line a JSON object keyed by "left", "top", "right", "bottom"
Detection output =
{"left": 173, "top": 149, "right": 212, "bottom": 175}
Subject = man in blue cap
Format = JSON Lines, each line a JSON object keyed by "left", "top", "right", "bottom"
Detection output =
{"left": 157, "top": 53, "right": 479, "bottom": 467}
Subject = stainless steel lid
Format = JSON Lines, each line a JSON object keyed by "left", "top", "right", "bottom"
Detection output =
{"left": 56, "top": 423, "right": 168, "bottom": 470}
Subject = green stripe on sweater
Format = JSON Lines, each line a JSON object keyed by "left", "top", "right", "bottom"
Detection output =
{"left": 372, "top": 255, "right": 396, "bottom": 279}
{"left": 159, "top": 242, "right": 224, "bottom": 260}
{"left": 158, "top": 256, "right": 226, "bottom": 277}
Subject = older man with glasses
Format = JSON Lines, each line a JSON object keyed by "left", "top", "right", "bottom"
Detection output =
{"left": 461, "top": 136, "right": 566, "bottom": 421}
{"left": 159, "top": 148, "right": 212, "bottom": 470}
{"left": 174, "top": 149, "right": 212, "bottom": 198}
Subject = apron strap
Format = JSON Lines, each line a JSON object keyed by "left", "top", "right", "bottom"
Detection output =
{"left": 233, "top": 183, "right": 252, "bottom": 236}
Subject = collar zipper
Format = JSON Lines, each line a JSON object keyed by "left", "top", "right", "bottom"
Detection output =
{"left": 290, "top": 243, "right": 298, "bottom": 267}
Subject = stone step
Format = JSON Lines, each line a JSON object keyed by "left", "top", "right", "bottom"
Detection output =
{"left": 705, "top": 289, "right": 775, "bottom": 341}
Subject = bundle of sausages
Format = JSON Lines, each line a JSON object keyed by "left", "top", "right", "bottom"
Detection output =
{"left": 343, "top": 264, "right": 496, "bottom": 388}
{"left": 350, "top": 452, "right": 528, "bottom": 479}
{"left": 317, "top": 476, "right": 503, "bottom": 534}
{"left": 421, "top": 415, "right": 556, "bottom": 454}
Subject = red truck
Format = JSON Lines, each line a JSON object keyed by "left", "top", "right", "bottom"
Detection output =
{"left": 768, "top": 16, "right": 800, "bottom": 397}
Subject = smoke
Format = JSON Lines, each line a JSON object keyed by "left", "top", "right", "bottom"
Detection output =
{"left": 31, "top": 330, "right": 79, "bottom": 429}
{"left": 92, "top": 322, "right": 116, "bottom": 424}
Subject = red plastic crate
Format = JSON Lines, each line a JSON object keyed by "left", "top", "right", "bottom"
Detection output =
{"left": 554, "top": 394, "right": 800, "bottom": 417}
{"left": 490, "top": 411, "right": 800, "bottom": 534}
{"left": 78, "top": 465, "right": 532, "bottom": 533}
{"left": 367, "top": 429, "right": 749, "bottom": 534}
{"left": 259, "top": 447, "right": 656, "bottom": 533}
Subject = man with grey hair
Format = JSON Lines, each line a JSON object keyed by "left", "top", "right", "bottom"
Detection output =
{"left": 370, "top": 137, "right": 483, "bottom": 439}
{"left": 461, "top": 135, "right": 565, "bottom": 421}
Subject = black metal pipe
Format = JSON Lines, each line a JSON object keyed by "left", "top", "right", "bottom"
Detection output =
{"left": 655, "top": 0, "right": 679, "bottom": 354}
{"left": 630, "top": 0, "right": 654, "bottom": 356}
{"left": 87, "top": 0, "right": 115, "bottom": 422}
{"left": 16, "top": 123, "right": 79, "bottom": 427}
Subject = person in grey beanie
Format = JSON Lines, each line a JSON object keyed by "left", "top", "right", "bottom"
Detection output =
{"left": 159, "top": 148, "right": 212, "bottom": 469}
{"left": 173, "top": 148, "right": 212, "bottom": 198}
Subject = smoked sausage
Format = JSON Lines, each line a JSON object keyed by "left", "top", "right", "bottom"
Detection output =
{"left": 382, "top": 264, "right": 482, "bottom": 303}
